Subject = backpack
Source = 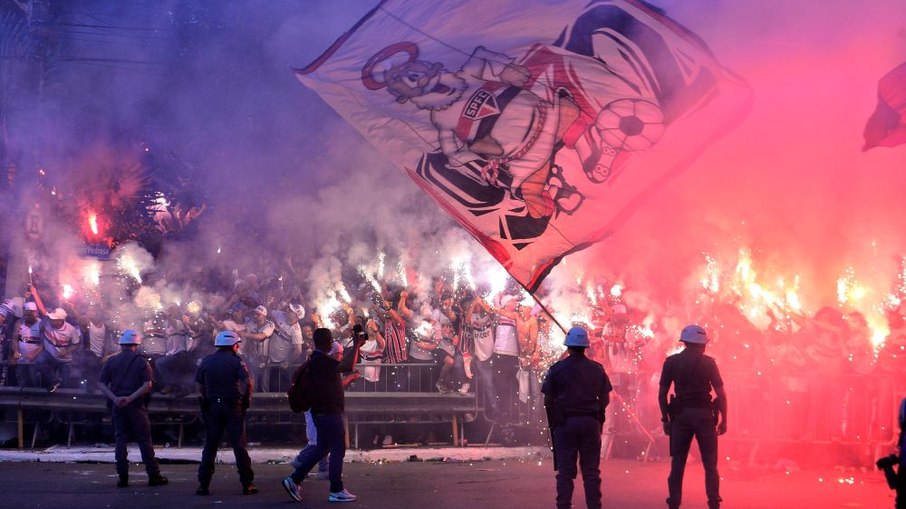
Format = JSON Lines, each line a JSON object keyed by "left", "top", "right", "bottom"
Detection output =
{"left": 287, "top": 359, "right": 313, "bottom": 413}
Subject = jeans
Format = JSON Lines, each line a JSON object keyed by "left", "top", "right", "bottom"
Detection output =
{"left": 473, "top": 357, "right": 498, "bottom": 418}
{"left": 291, "top": 410, "right": 329, "bottom": 473}
{"left": 667, "top": 407, "right": 721, "bottom": 506}
{"left": 111, "top": 403, "right": 161, "bottom": 480}
{"left": 492, "top": 353, "right": 519, "bottom": 422}
{"left": 35, "top": 351, "right": 70, "bottom": 387}
{"left": 198, "top": 402, "right": 254, "bottom": 487}
{"left": 291, "top": 412, "right": 346, "bottom": 492}
{"left": 554, "top": 415, "right": 603, "bottom": 509}
{"left": 523, "top": 368, "right": 544, "bottom": 420}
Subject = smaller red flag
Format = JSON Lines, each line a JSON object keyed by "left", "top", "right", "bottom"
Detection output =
{"left": 863, "top": 61, "right": 906, "bottom": 151}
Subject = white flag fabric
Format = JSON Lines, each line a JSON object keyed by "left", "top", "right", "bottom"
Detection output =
{"left": 296, "top": 0, "right": 751, "bottom": 291}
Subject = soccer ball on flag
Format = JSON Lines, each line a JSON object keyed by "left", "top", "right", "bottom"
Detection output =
{"left": 596, "top": 98, "right": 665, "bottom": 152}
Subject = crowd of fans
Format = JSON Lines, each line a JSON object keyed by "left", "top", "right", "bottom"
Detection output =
{"left": 1, "top": 259, "right": 905, "bottom": 451}
{"left": 0, "top": 264, "right": 563, "bottom": 429}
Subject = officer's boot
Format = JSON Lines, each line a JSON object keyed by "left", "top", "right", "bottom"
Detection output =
{"left": 116, "top": 474, "right": 128, "bottom": 488}
{"left": 148, "top": 474, "right": 169, "bottom": 487}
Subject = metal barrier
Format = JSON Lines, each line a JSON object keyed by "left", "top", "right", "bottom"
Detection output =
{"left": 0, "top": 364, "right": 479, "bottom": 449}
{"left": 590, "top": 369, "right": 902, "bottom": 464}
{"left": 721, "top": 371, "right": 899, "bottom": 445}
{"left": 242, "top": 362, "right": 441, "bottom": 394}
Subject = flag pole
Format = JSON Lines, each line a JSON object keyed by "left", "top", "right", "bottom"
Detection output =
{"left": 522, "top": 284, "right": 656, "bottom": 455}
{"left": 524, "top": 290, "right": 568, "bottom": 335}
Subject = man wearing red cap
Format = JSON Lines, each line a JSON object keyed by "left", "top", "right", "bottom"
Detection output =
{"left": 658, "top": 324, "right": 728, "bottom": 509}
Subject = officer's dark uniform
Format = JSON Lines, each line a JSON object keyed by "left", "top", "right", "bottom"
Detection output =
{"left": 542, "top": 327, "right": 613, "bottom": 509}
{"left": 897, "top": 411, "right": 906, "bottom": 509}
{"left": 195, "top": 345, "right": 255, "bottom": 493}
{"left": 99, "top": 345, "right": 163, "bottom": 485}
{"left": 881, "top": 397, "right": 906, "bottom": 508}
{"left": 659, "top": 326, "right": 725, "bottom": 509}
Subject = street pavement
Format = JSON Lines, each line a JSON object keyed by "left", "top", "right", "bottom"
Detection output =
{"left": 0, "top": 446, "right": 893, "bottom": 508}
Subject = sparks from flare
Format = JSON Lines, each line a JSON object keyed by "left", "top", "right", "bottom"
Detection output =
{"left": 117, "top": 253, "right": 143, "bottom": 283}
{"left": 87, "top": 212, "right": 99, "bottom": 236}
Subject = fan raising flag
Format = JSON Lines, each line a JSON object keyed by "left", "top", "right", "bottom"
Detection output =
{"left": 296, "top": 0, "right": 752, "bottom": 291}
{"left": 864, "top": 61, "right": 906, "bottom": 151}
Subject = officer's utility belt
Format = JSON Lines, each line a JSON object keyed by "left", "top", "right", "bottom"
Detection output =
{"left": 681, "top": 399, "right": 713, "bottom": 409}
{"left": 668, "top": 396, "right": 712, "bottom": 417}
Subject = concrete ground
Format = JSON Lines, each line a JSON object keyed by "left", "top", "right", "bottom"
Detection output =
{"left": 0, "top": 445, "right": 893, "bottom": 508}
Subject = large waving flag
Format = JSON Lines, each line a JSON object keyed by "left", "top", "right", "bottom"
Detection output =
{"left": 864, "top": 61, "right": 906, "bottom": 151}
{"left": 296, "top": 0, "right": 751, "bottom": 291}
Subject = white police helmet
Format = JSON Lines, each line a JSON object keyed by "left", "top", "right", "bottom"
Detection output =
{"left": 563, "top": 326, "right": 590, "bottom": 347}
{"left": 118, "top": 329, "right": 142, "bottom": 345}
{"left": 215, "top": 330, "right": 241, "bottom": 347}
{"left": 679, "top": 324, "right": 708, "bottom": 344}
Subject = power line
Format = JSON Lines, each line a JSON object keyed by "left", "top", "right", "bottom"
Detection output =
{"left": 56, "top": 56, "right": 168, "bottom": 66}
{"left": 47, "top": 22, "right": 171, "bottom": 32}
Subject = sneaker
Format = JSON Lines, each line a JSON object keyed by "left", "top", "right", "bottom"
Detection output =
{"left": 328, "top": 488, "right": 358, "bottom": 502}
{"left": 242, "top": 483, "right": 258, "bottom": 495}
{"left": 282, "top": 476, "right": 302, "bottom": 502}
{"left": 435, "top": 381, "right": 450, "bottom": 394}
{"left": 458, "top": 383, "right": 470, "bottom": 395}
{"left": 148, "top": 475, "right": 168, "bottom": 487}
{"left": 196, "top": 485, "right": 210, "bottom": 496}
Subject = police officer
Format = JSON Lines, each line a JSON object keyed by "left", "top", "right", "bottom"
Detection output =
{"left": 542, "top": 326, "right": 613, "bottom": 509}
{"left": 658, "top": 324, "right": 728, "bottom": 509}
{"left": 195, "top": 330, "right": 256, "bottom": 496}
{"left": 875, "top": 397, "right": 906, "bottom": 508}
{"left": 98, "top": 329, "right": 168, "bottom": 488}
